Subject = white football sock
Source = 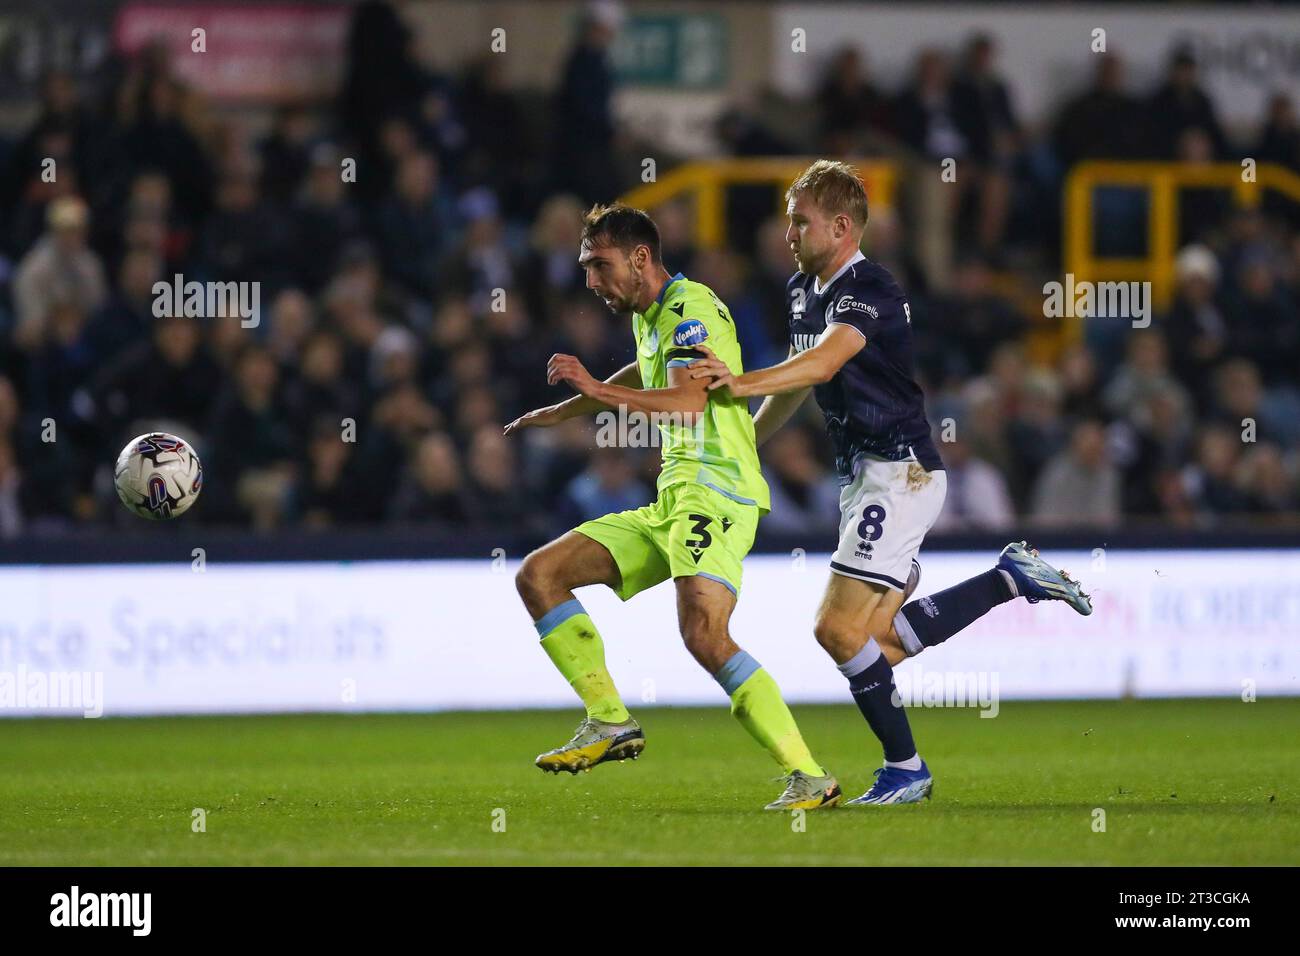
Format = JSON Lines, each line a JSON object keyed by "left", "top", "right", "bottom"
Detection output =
{"left": 884, "top": 752, "right": 923, "bottom": 772}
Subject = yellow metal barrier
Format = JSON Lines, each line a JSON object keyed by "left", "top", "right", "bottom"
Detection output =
{"left": 1065, "top": 161, "right": 1300, "bottom": 310}
{"left": 620, "top": 158, "right": 897, "bottom": 249}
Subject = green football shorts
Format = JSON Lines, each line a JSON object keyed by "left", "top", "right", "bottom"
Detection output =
{"left": 574, "top": 482, "right": 761, "bottom": 601}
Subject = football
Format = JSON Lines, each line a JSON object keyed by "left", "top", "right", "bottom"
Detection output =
{"left": 113, "top": 432, "right": 203, "bottom": 520}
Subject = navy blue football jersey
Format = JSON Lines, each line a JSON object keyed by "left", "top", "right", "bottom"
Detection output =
{"left": 787, "top": 252, "right": 944, "bottom": 482}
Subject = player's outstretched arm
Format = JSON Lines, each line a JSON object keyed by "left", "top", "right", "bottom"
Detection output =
{"left": 547, "top": 353, "right": 708, "bottom": 417}
{"left": 746, "top": 347, "right": 806, "bottom": 446}
{"left": 503, "top": 361, "right": 641, "bottom": 435}
{"left": 752, "top": 390, "right": 811, "bottom": 446}
{"left": 747, "top": 349, "right": 811, "bottom": 445}
{"left": 691, "top": 325, "right": 864, "bottom": 399}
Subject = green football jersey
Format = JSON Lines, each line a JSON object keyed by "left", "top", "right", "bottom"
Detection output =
{"left": 630, "top": 273, "right": 770, "bottom": 512}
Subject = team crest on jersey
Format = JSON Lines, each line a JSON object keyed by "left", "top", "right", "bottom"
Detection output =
{"left": 672, "top": 319, "right": 709, "bottom": 347}
{"left": 835, "top": 294, "right": 876, "bottom": 319}
{"left": 643, "top": 325, "right": 659, "bottom": 352}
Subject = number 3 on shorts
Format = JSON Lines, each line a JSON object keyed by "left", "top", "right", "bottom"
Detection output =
{"left": 685, "top": 513, "right": 713, "bottom": 551}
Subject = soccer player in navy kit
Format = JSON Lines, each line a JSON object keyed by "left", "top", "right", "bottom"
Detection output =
{"left": 691, "top": 161, "right": 1092, "bottom": 804}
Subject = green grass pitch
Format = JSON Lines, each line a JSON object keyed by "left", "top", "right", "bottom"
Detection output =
{"left": 2, "top": 698, "right": 1296, "bottom": 866}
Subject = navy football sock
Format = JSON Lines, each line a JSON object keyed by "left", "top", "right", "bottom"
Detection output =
{"left": 838, "top": 639, "right": 917, "bottom": 763}
{"left": 895, "top": 568, "right": 1014, "bottom": 656}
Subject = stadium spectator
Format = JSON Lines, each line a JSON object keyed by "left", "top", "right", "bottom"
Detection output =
{"left": 283, "top": 329, "right": 363, "bottom": 440}
{"left": 1159, "top": 245, "right": 1228, "bottom": 405}
{"left": 12, "top": 197, "right": 108, "bottom": 350}
{"left": 1007, "top": 370, "right": 1070, "bottom": 499}
{"left": 116, "top": 57, "right": 213, "bottom": 225}
{"left": 439, "top": 187, "right": 516, "bottom": 312}
{"left": 459, "top": 54, "right": 533, "bottom": 216}
{"left": 259, "top": 105, "right": 319, "bottom": 205}
{"left": 654, "top": 200, "right": 699, "bottom": 278}
{"left": 0, "top": 70, "right": 93, "bottom": 258}
{"left": 950, "top": 33, "right": 1018, "bottom": 253}
{"left": 291, "top": 143, "right": 367, "bottom": 292}
{"left": 693, "top": 247, "right": 781, "bottom": 370}
{"left": 931, "top": 435, "right": 1015, "bottom": 532}
{"left": 295, "top": 416, "right": 369, "bottom": 528}
{"left": 1030, "top": 420, "right": 1121, "bottom": 528}
{"left": 205, "top": 345, "right": 299, "bottom": 526}
{"left": 894, "top": 49, "right": 967, "bottom": 162}
{"left": 816, "top": 47, "right": 895, "bottom": 155}
{"left": 519, "top": 195, "right": 588, "bottom": 323}
{"left": 196, "top": 167, "right": 296, "bottom": 290}
{"left": 922, "top": 256, "right": 1023, "bottom": 382}
{"left": 1110, "top": 381, "right": 1196, "bottom": 517}
{"left": 1146, "top": 47, "right": 1228, "bottom": 160}
{"left": 92, "top": 314, "right": 220, "bottom": 451}
{"left": 1101, "top": 332, "right": 1193, "bottom": 435}
{"left": 465, "top": 424, "right": 533, "bottom": 531}
{"left": 560, "top": 451, "right": 652, "bottom": 526}
{"left": 389, "top": 431, "right": 472, "bottom": 527}
{"left": 759, "top": 427, "right": 840, "bottom": 537}
{"left": 1057, "top": 343, "right": 1107, "bottom": 424}
{"left": 1256, "top": 93, "right": 1300, "bottom": 174}
{"left": 337, "top": 0, "right": 428, "bottom": 201}
{"left": 0, "top": 438, "right": 21, "bottom": 538}
{"left": 552, "top": 1, "right": 622, "bottom": 204}
{"left": 85, "top": 246, "right": 163, "bottom": 361}
{"left": 359, "top": 381, "right": 443, "bottom": 486}
{"left": 1238, "top": 443, "right": 1298, "bottom": 515}
{"left": 1184, "top": 425, "right": 1252, "bottom": 518}
{"left": 373, "top": 150, "right": 455, "bottom": 299}
{"left": 1224, "top": 253, "right": 1300, "bottom": 385}
{"left": 1052, "top": 54, "right": 1147, "bottom": 166}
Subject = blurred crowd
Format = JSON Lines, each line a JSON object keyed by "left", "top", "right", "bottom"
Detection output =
{"left": 1, "top": 2, "right": 1299, "bottom": 541}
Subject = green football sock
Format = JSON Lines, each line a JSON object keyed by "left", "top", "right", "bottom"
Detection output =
{"left": 536, "top": 599, "right": 630, "bottom": 724}
{"left": 717, "top": 652, "right": 824, "bottom": 777}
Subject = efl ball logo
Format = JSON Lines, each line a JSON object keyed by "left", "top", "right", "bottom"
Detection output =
{"left": 113, "top": 432, "right": 203, "bottom": 520}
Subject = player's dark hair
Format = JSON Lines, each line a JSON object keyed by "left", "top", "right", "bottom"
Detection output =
{"left": 786, "top": 160, "right": 870, "bottom": 230}
{"left": 580, "top": 203, "right": 662, "bottom": 264}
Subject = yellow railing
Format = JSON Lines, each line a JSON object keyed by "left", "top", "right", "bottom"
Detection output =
{"left": 1065, "top": 161, "right": 1300, "bottom": 310}
{"left": 620, "top": 158, "right": 897, "bottom": 249}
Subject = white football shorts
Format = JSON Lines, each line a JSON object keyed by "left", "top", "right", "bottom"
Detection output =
{"left": 829, "top": 456, "right": 947, "bottom": 591}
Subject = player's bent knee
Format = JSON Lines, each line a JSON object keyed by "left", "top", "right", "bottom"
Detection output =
{"left": 678, "top": 614, "right": 732, "bottom": 672}
{"left": 514, "top": 549, "right": 554, "bottom": 609}
{"left": 813, "top": 613, "right": 854, "bottom": 657}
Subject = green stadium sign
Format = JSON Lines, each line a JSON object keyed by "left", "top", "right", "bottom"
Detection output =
{"left": 611, "top": 14, "right": 728, "bottom": 89}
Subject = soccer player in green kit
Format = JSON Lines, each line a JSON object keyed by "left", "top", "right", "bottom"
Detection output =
{"left": 505, "top": 204, "right": 841, "bottom": 810}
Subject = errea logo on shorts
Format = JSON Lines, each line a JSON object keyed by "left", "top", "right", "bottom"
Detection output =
{"left": 672, "top": 320, "right": 708, "bottom": 346}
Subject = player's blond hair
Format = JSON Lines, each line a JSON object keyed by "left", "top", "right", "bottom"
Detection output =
{"left": 786, "top": 160, "right": 869, "bottom": 230}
